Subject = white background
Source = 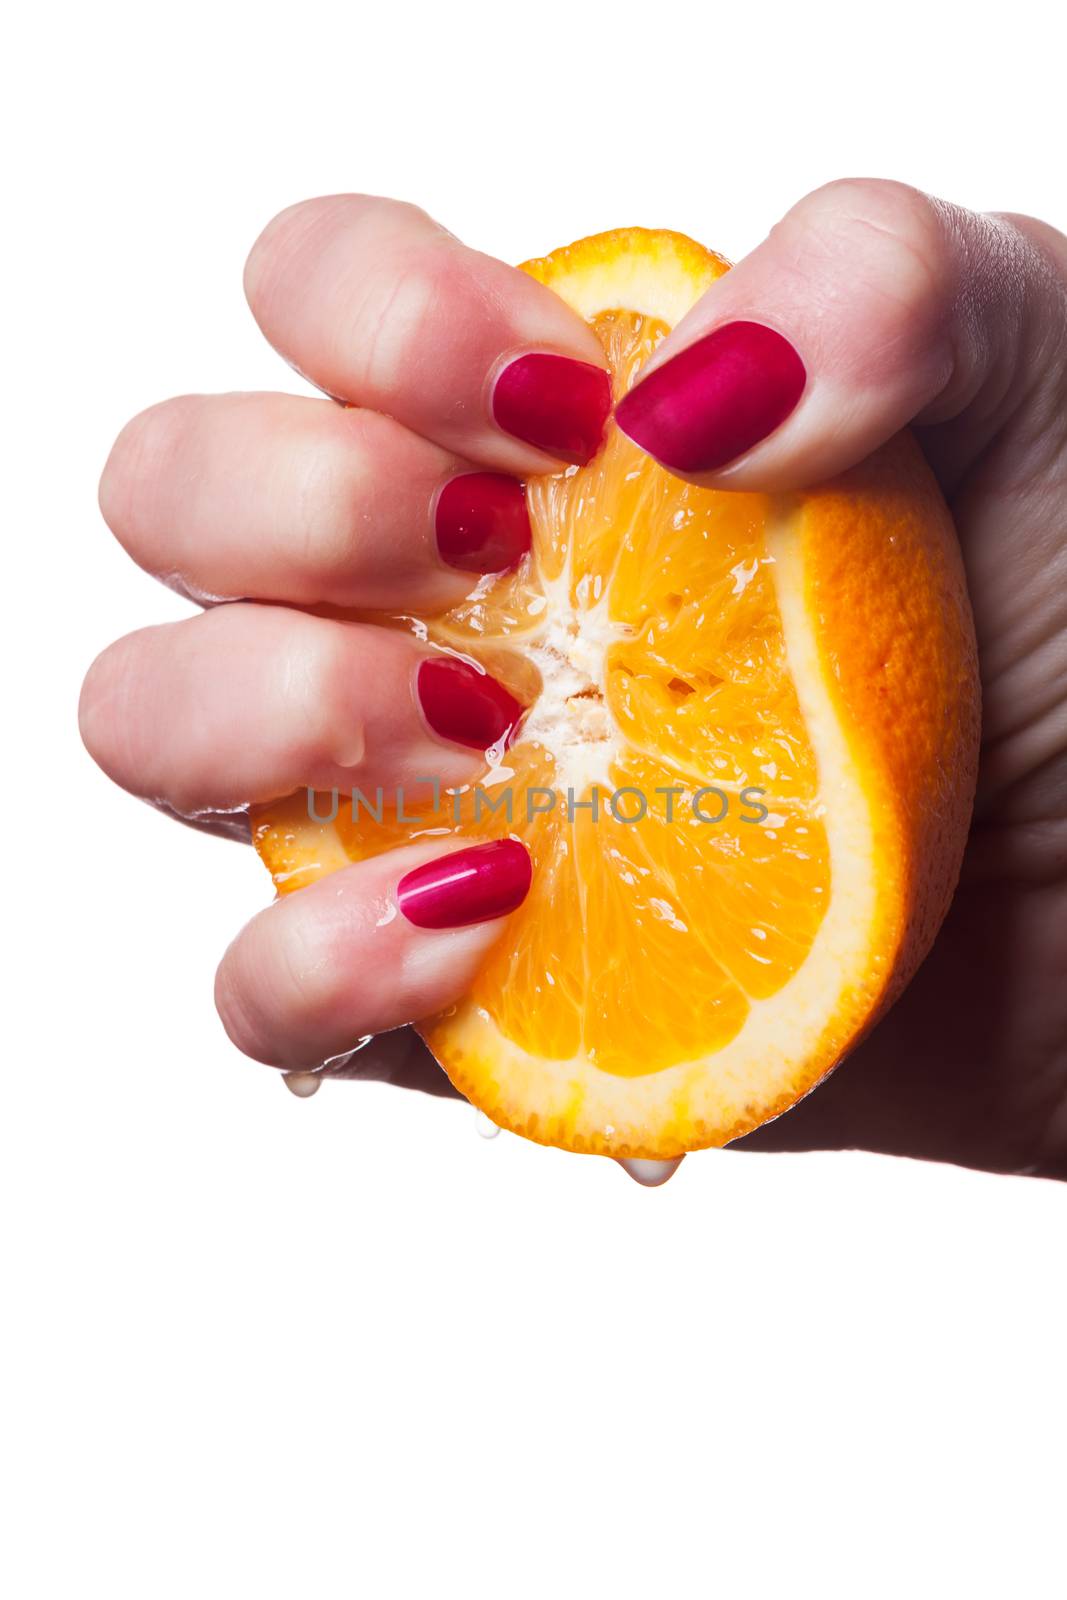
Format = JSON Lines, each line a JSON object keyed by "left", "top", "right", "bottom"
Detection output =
{"left": 4, "top": 2, "right": 1065, "bottom": 1594}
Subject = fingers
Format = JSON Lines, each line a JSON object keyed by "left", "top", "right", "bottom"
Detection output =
{"left": 215, "top": 839, "right": 531, "bottom": 1069}
{"left": 615, "top": 178, "right": 1067, "bottom": 491}
{"left": 78, "top": 603, "right": 525, "bottom": 816}
{"left": 244, "top": 194, "right": 611, "bottom": 473}
{"left": 99, "top": 392, "right": 532, "bottom": 611}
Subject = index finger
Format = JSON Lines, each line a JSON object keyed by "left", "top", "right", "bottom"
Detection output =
{"left": 244, "top": 194, "right": 611, "bottom": 474}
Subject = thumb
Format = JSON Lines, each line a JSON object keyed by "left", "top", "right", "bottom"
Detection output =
{"left": 615, "top": 178, "right": 1067, "bottom": 492}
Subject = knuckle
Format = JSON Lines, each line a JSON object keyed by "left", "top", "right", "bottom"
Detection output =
{"left": 286, "top": 412, "right": 391, "bottom": 582}
{"left": 782, "top": 179, "right": 961, "bottom": 373}
{"left": 245, "top": 194, "right": 433, "bottom": 317}
{"left": 78, "top": 632, "right": 141, "bottom": 774}
{"left": 351, "top": 244, "right": 449, "bottom": 393}
{"left": 98, "top": 396, "right": 197, "bottom": 547}
{"left": 351, "top": 243, "right": 497, "bottom": 407}
{"left": 807, "top": 176, "right": 940, "bottom": 235}
{"left": 215, "top": 904, "right": 346, "bottom": 1068}
{"left": 243, "top": 197, "right": 330, "bottom": 310}
{"left": 294, "top": 621, "right": 369, "bottom": 774}
{"left": 287, "top": 432, "right": 362, "bottom": 579}
{"left": 275, "top": 910, "right": 341, "bottom": 1033}
{"left": 803, "top": 178, "right": 950, "bottom": 299}
{"left": 214, "top": 941, "right": 279, "bottom": 1064}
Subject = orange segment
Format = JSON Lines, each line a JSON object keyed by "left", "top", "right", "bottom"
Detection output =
{"left": 252, "top": 227, "right": 979, "bottom": 1159}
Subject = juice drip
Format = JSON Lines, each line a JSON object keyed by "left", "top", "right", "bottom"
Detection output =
{"left": 616, "top": 1158, "right": 683, "bottom": 1187}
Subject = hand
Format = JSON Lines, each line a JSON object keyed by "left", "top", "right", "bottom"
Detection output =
{"left": 81, "top": 183, "right": 1067, "bottom": 1179}
{"left": 612, "top": 179, "right": 1067, "bottom": 1178}
{"left": 79, "top": 195, "right": 612, "bottom": 1085}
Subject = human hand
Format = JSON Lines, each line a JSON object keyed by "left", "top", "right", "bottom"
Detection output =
{"left": 81, "top": 182, "right": 1067, "bottom": 1177}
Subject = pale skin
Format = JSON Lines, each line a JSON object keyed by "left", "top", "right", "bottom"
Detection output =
{"left": 80, "top": 180, "right": 1067, "bottom": 1178}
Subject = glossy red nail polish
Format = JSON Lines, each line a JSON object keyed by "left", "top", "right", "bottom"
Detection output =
{"left": 435, "top": 473, "right": 531, "bottom": 573}
{"left": 615, "top": 321, "right": 806, "bottom": 473}
{"left": 417, "top": 656, "right": 524, "bottom": 751}
{"left": 492, "top": 353, "right": 611, "bottom": 464}
{"left": 397, "top": 838, "right": 532, "bottom": 929}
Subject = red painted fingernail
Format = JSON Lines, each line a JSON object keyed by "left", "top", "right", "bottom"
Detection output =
{"left": 435, "top": 473, "right": 531, "bottom": 573}
{"left": 417, "top": 656, "right": 524, "bottom": 751}
{"left": 615, "top": 321, "right": 806, "bottom": 474}
{"left": 398, "top": 838, "right": 532, "bottom": 930}
{"left": 492, "top": 353, "right": 611, "bottom": 465}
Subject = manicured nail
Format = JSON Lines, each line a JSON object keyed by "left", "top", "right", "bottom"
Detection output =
{"left": 398, "top": 838, "right": 532, "bottom": 929}
{"left": 435, "top": 473, "right": 531, "bottom": 573}
{"left": 615, "top": 321, "right": 806, "bottom": 473}
{"left": 417, "top": 656, "right": 524, "bottom": 751}
{"left": 492, "top": 353, "right": 611, "bottom": 464}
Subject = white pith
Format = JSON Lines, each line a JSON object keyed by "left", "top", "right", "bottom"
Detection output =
{"left": 512, "top": 570, "right": 630, "bottom": 794}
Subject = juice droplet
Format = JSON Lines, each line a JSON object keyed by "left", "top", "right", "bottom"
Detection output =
{"left": 616, "top": 1157, "right": 683, "bottom": 1187}
{"left": 281, "top": 1038, "right": 376, "bottom": 1098}
{"left": 475, "top": 1110, "right": 501, "bottom": 1139}
{"left": 283, "top": 1072, "right": 321, "bottom": 1099}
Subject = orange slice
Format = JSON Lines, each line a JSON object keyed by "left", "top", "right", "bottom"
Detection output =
{"left": 253, "top": 228, "right": 980, "bottom": 1159}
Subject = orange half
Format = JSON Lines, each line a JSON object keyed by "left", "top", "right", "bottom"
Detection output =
{"left": 253, "top": 228, "right": 980, "bottom": 1159}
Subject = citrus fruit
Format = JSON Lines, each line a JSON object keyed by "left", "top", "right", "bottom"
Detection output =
{"left": 252, "top": 227, "right": 980, "bottom": 1160}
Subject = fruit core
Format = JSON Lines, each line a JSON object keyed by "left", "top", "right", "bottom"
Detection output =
{"left": 517, "top": 587, "right": 630, "bottom": 791}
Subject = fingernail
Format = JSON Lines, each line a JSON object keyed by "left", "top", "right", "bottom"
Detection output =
{"left": 417, "top": 656, "right": 524, "bottom": 751}
{"left": 492, "top": 353, "right": 611, "bottom": 464}
{"left": 398, "top": 838, "right": 532, "bottom": 930}
{"left": 435, "top": 473, "right": 531, "bottom": 573}
{"left": 615, "top": 321, "right": 806, "bottom": 473}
